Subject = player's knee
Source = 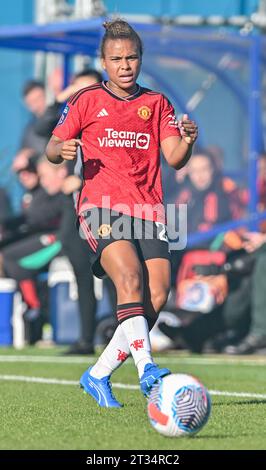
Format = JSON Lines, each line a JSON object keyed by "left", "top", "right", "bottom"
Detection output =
{"left": 117, "top": 270, "right": 142, "bottom": 297}
{"left": 150, "top": 287, "right": 170, "bottom": 313}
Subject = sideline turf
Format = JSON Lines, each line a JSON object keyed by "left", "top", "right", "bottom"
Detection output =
{"left": 0, "top": 349, "right": 265, "bottom": 450}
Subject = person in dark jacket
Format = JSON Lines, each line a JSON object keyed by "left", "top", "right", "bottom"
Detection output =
{"left": 12, "top": 81, "right": 48, "bottom": 172}
{"left": 0, "top": 187, "right": 12, "bottom": 241}
{"left": 176, "top": 150, "right": 232, "bottom": 234}
{"left": 170, "top": 149, "right": 232, "bottom": 284}
{"left": 0, "top": 158, "right": 60, "bottom": 248}
{"left": 1, "top": 160, "right": 67, "bottom": 330}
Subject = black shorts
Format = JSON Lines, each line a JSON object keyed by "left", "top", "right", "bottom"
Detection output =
{"left": 78, "top": 208, "right": 170, "bottom": 278}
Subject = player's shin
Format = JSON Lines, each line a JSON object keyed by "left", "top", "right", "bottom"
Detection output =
{"left": 90, "top": 325, "right": 130, "bottom": 379}
{"left": 117, "top": 303, "right": 154, "bottom": 377}
{"left": 90, "top": 305, "right": 157, "bottom": 380}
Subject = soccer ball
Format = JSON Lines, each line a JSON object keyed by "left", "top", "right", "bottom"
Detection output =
{"left": 147, "top": 373, "right": 211, "bottom": 437}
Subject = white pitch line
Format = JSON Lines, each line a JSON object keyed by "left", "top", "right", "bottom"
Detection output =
{"left": 0, "top": 355, "right": 95, "bottom": 364}
{"left": 209, "top": 390, "right": 266, "bottom": 399}
{"left": 0, "top": 374, "right": 77, "bottom": 385}
{"left": 156, "top": 357, "right": 266, "bottom": 366}
{"left": 0, "top": 374, "right": 265, "bottom": 399}
{"left": 0, "top": 374, "right": 139, "bottom": 389}
{"left": 0, "top": 355, "right": 266, "bottom": 366}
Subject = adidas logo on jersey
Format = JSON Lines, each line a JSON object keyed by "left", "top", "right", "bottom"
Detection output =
{"left": 97, "top": 108, "right": 109, "bottom": 118}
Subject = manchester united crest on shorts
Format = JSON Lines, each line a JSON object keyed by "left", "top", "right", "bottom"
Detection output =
{"left": 98, "top": 224, "right": 112, "bottom": 237}
{"left": 138, "top": 106, "right": 152, "bottom": 120}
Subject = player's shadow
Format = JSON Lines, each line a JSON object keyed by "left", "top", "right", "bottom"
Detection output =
{"left": 83, "top": 159, "right": 105, "bottom": 179}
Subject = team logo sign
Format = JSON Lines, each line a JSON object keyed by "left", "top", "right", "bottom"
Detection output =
{"left": 57, "top": 105, "right": 69, "bottom": 126}
{"left": 136, "top": 133, "right": 150, "bottom": 149}
{"left": 138, "top": 106, "right": 152, "bottom": 120}
{"left": 98, "top": 224, "right": 112, "bottom": 237}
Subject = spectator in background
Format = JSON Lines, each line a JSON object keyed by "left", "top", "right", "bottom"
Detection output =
{"left": 57, "top": 69, "right": 103, "bottom": 103}
{"left": 157, "top": 149, "right": 265, "bottom": 354}
{"left": 12, "top": 70, "right": 104, "bottom": 173}
{"left": 1, "top": 159, "right": 67, "bottom": 332}
{"left": 257, "top": 153, "right": 266, "bottom": 212}
{"left": 159, "top": 150, "right": 238, "bottom": 352}
{"left": 35, "top": 69, "right": 104, "bottom": 140}
{"left": 170, "top": 149, "right": 233, "bottom": 283}
{"left": 206, "top": 145, "right": 248, "bottom": 220}
{"left": 0, "top": 187, "right": 12, "bottom": 245}
{"left": 0, "top": 157, "right": 42, "bottom": 248}
{"left": 223, "top": 231, "right": 266, "bottom": 354}
{"left": 163, "top": 144, "right": 247, "bottom": 219}
{"left": 256, "top": 153, "right": 266, "bottom": 233}
{"left": 176, "top": 149, "right": 232, "bottom": 234}
{"left": 0, "top": 187, "right": 12, "bottom": 225}
{"left": 12, "top": 81, "right": 48, "bottom": 171}
{"left": 0, "top": 158, "right": 62, "bottom": 281}
{"left": 160, "top": 149, "right": 266, "bottom": 355}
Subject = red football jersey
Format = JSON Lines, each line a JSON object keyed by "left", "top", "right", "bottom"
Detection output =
{"left": 53, "top": 82, "right": 181, "bottom": 223}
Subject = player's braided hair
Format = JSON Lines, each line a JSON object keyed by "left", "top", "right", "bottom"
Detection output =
{"left": 100, "top": 19, "right": 143, "bottom": 57}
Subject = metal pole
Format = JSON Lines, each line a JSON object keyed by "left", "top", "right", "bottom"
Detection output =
{"left": 63, "top": 53, "right": 71, "bottom": 88}
{"left": 248, "top": 34, "right": 261, "bottom": 230}
{"left": 74, "top": 0, "right": 105, "bottom": 19}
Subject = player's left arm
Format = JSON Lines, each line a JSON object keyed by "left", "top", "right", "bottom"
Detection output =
{"left": 161, "top": 114, "right": 198, "bottom": 170}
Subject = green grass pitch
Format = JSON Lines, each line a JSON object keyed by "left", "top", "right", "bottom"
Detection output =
{"left": 0, "top": 348, "right": 265, "bottom": 450}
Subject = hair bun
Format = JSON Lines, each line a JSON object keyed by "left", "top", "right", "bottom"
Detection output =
{"left": 103, "top": 21, "right": 111, "bottom": 30}
{"left": 100, "top": 19, "right": 143, "bottom": 58}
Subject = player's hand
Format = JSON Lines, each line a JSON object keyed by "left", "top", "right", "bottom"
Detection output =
{"left": 178, "top": 114, "right": 198, "bottom": 145}
{"left": 60, "top": 139, "right": 83, "bottom": 161}
{"left": 12, "top": 148, "right": 34, "bottom": 171}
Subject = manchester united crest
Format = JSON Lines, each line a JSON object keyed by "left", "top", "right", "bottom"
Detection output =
{"left": 98, "top": 224, "right": 112, "bottom": 237}
{"left": 138, "top": 106, "right": 152, "bottom": 120}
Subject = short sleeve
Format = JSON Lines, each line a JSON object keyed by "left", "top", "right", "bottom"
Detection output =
{"left": 52, "top": 100, "right": 82, "bottom": 141}
{"left": 159, "top": 95, "right": 181, "bottom": 143}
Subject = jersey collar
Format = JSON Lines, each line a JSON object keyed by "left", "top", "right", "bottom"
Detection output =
{"left": 101, "top": 81, "right": 142, "bottom": 102}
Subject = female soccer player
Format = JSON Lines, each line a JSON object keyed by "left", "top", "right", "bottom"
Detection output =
{"left": 46, "top": 19, "right": 198, "bottom": 407}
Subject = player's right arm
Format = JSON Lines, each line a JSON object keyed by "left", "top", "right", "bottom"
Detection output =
{"left": 46, "top": 135, "right": 83, "bottom": 164}
{"left": 46, "top": 94, "right": 84, "bottom": 164}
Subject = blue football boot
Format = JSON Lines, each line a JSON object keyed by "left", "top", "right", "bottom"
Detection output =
{"left": 140, "top": 363, "right": 171, "bottom": 397}
{"left": 80, "top": 367, "right": 123, "bottom": 408}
